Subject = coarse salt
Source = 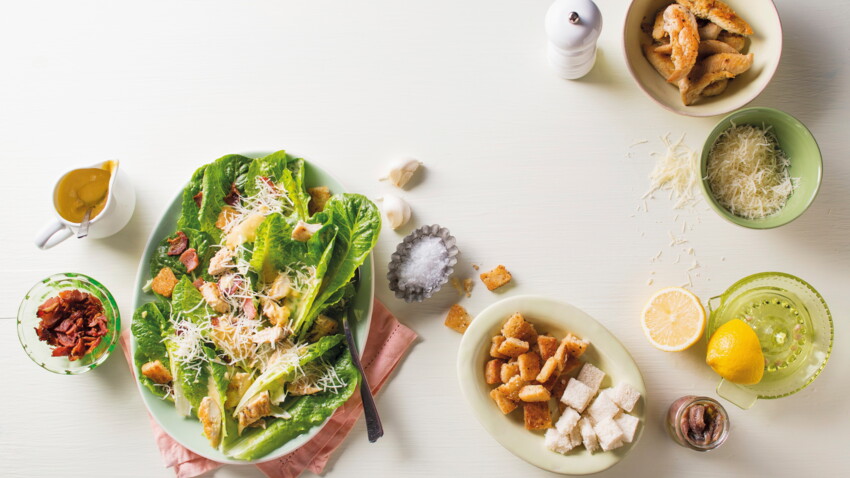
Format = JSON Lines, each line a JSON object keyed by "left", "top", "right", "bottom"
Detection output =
{"left": 397, "top": 236, "right": 449, "bottom": 290}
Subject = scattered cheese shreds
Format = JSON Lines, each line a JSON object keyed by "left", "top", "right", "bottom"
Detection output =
{"left": 644, "top": 134, "right": 699, "bottom": 209}
{"left": 706, "top": 124, "right": 797, "bottom": 219}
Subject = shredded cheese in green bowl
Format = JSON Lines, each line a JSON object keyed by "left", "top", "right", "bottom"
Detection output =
{"left": 699, "top": 107, "right": 822, "bottom": 229}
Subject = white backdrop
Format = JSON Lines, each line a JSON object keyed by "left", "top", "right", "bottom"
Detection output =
{"left": 1, "top": 1, "right": 848, "bottom": 477}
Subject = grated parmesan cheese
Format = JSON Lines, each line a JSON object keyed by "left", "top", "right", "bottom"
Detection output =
{"left": 706, "top": 125, "right": 797, "bottom": 219}
{"left": 644, "top": 134, "right": 699, "bottom": 209}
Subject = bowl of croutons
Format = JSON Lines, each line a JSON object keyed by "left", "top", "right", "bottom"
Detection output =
{"left": 457, "top": 295, "right": 646, "bottom": 475}
{"left": 623, "top": 0, "right": 782, "bottom": 117}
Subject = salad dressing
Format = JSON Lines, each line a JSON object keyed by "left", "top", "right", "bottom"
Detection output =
{"left": 54, "top": 161, "right": 116, "bottom": 223}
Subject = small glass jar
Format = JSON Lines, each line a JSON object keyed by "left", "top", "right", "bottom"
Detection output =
{"left": 666, "top": 396, "right": 730, "bottom": 451}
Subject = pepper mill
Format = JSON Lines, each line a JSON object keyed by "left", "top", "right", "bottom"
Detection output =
{"left": 545, "top": 0, "right": 603, "bottom": 80}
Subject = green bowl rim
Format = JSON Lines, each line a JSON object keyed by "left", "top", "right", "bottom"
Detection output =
{"left": 706, "top": 271, "right": 834, "bottom": 399}
{"left": 16, "top": 272, "right": 121, "bottom": 375}
{"left": 699, "top": 106, "right": 823, "bottom": 229}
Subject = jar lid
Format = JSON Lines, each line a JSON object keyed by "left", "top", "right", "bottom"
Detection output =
{"left": 545, "top": 0, "right": 603, "bottom": 51}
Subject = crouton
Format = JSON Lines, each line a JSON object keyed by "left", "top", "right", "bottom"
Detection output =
{"left": 490, "top": 388, "right": 518, "bottom": 415}
{"left": 569, "top": 424, "right": 582, "bottom": 450}
{"left": 497, "top": 337, "right": 529, "bottom": 358}
{"left": 579, "top": 417, "right": 600, "bottom": 453}
{"left": 479, "top": 265, "right": 512, "bottom": 291}
{"left": 555, "top": 407, "right": 581, "bottom": 434}
{"left": 500, "top": 362, "right": 520, "bottom": 383}
{"left": 490, "top": 335, "right": 509, "bottom": 359}
{"left": 141, "top": 360, "right": 172, "bottom": 384}
{"left": 444, "top": 304, "right": 472, "bottom": 334}
{"left": 536, "top": 356, "right": 559, "bottom": 383}
{"left": 615, "top": 413, "right": 640, "bottom": 443}
{"left": 518, "top": 385, "right": 551, "bottom": 402}
{"left": 151, "top": 267, "right": 179, "bottom": 297}
{"left": 501, "top": 313, "right": 538, "bottom": 342}
{"left": 545, "top": 428, "right": 575, "bottom": 454}
{"left": 485, "top": 359, "right": 504, "bottom": 385}
{"left": 517, "top": 352, "right": 541, "bottom": 381}
{"left": 587, "top": 392, "right": 620, "bottom": 423}
{"left": 307, "top": 186, "right": 331, "bottom": 215}
{"left": 609, "top": 382, "right": 641, "bottom": 413}
{"left": 593, "top": 417, "right": 625, "bottom": 451}
{"left": 215, "top": 205, "right": 238, "bottom": 230}
{"left": 560, "top": 378, "right": 595, "bottom": 413}
{"left": 537, "top": 335, "right": 559, "bottom": 361}
{"left": 577, "top": 363, "right": 606, "bottom": 396}
{"left": 562, "top": 333, "right": 589, "bottom": 358}
{"left": 497, "top": 375, "right": 526, "bottom": 401}
{"left": 550, "top": 371, "right": 571, "bottom": 399}
{"left": 523, "top": 402, "right": 552, "bottom": 430}
{"left": 563, "top": 356, "right": 582, "bottom": 375}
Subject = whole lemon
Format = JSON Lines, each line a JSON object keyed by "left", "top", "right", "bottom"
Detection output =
{"left": 706, "top": 319, "right": 765, "bottom": 385}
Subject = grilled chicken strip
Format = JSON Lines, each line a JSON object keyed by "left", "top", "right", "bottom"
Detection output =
{"left": 663, "top": 4, "right": 700, "bottom": 82}
{"left": 200, "top": 282, "right": 230, "bottom": 314}
{"left": 198, "top": 397, "right": 222, "bottom": 448}
{"left": 675, "top": 0, "right": 753, "bottom": 36}
{"left": 238, "top": 391, "right": 271, "bottom": 434}
{"left": 680, "top": 52, "right": 754, "bottom": 105}
{"left": 698, "top": 21, "right": 723, "bottom": 41}
{"left": 718, "top": 31, "right": 746, "bottom": 51}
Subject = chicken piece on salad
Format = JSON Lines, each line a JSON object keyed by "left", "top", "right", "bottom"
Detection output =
{"left": 200, "top": 282, "right": 230, "bottom": 314}
{"left": 198, "top": 397, "right": 222, "bottom": 448}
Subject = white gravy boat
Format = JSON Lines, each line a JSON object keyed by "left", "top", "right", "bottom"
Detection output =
{"left": 35, "top": 160, "right": 136, "bottom": 249}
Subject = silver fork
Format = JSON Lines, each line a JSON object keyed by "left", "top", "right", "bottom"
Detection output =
{"left": 343, "top": 308, "right": 384, "bottom": 442}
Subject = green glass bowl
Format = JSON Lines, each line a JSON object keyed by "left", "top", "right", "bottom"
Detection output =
{"left": 17, "top": 273, "right": 120, "bottom": 374}
{"left": 699, "top": 107, "right": 822, "bottom": 229}
{"left": 706, "top": 272, "right": 833, "bottom": 408}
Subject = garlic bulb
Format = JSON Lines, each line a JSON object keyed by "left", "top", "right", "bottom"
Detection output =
{"left": 381, "top": 157, "right": 422, "bottom": 188}
{"left": 381, "top": 194, "right": 412, "bottom": 230}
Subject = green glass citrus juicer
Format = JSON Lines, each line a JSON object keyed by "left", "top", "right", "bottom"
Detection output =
{"left": 706, "top": 272, "right": 833, "bottom": 409}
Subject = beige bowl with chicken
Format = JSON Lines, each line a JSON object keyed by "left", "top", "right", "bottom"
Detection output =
{"left": 623, "top": 0, "right": 782, "bottom": 117}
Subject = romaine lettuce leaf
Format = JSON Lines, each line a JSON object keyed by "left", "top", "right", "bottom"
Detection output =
{"left": 199, "top": 154, "right": 253, "bottom": 238}
{"left": 177, "top": 165, "right": 207, "bottom": 231}
{"left": 301, "top": 194, "right": 380, "bottom": 338}
{"left": 149, "top": 228, "right": 214, "bottom": 281}
{"left": 171, "top": 276, "right": 213, "bottom": 324}
{"left": 234, "top": 334, "right": 344, "bottom": 415}
{"left": 226, "top": 347, "right": 359, "bottom": 460}
{"left": 132, "top": 302, "right": 173, "bottom": 399}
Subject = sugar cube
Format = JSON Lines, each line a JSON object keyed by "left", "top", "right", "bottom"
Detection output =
{"left": 615, "top": 413, "right": 640, "bottom": 443}
{"left": 587, "top": 392, "right": 620, "bottom": 423}
{"left": 555, "top": 407, "right": 581, "bottom": 434}
{"left": 609, "top": 382, "right": 641, "bottom": 413}
{"left": 576, "top": 363, "right": 606, "bottom": 395}
{"left": 579, "top": 417, "right": 600, "bottom": 453}
{"left": 594, "top": 417, "right": 625, "bottom": 452}
{"left": 560, "top": 378, "right": 595, "bottom": 413}
{"left": 545, "top": 427, "right": 576, "bottom": 454}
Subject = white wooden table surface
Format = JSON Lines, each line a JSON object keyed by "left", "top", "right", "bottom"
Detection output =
{"left": 2, "top": 1, "right": 848, "bottom": 477}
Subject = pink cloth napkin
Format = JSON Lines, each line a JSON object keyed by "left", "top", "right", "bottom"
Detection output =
{"left": 120, "top": 300, "right": 417, "bottom": 478}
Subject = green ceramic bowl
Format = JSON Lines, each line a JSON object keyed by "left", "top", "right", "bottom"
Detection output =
{"left": 700, "top": 107, "right": 822, "bottom": 229}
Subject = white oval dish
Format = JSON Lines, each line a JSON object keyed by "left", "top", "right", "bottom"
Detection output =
{"left": 457, "top": 295, "right": 646, "bottom": 475}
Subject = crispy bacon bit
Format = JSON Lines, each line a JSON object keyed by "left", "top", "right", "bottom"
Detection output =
{"left": 193, "top": 191, "right": 203, "bottom": 208}
{"left": 223, "top": 182, "right": 241, "bottom": 206}
{"left": 179, "top": 248, "right": 200, "bottom": 273}
{"left": 192, "top": 277, "right": 205, "bottom": 290}
{"left": 35, "top": 289, "right": 109, "bottom": 361}
{"left": 167, "top": 231, "right": 189, "bottom": 256}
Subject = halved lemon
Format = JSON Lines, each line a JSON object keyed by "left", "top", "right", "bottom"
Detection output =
{"left": 641, "top": 287, "right": 706, "bottom": 352}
